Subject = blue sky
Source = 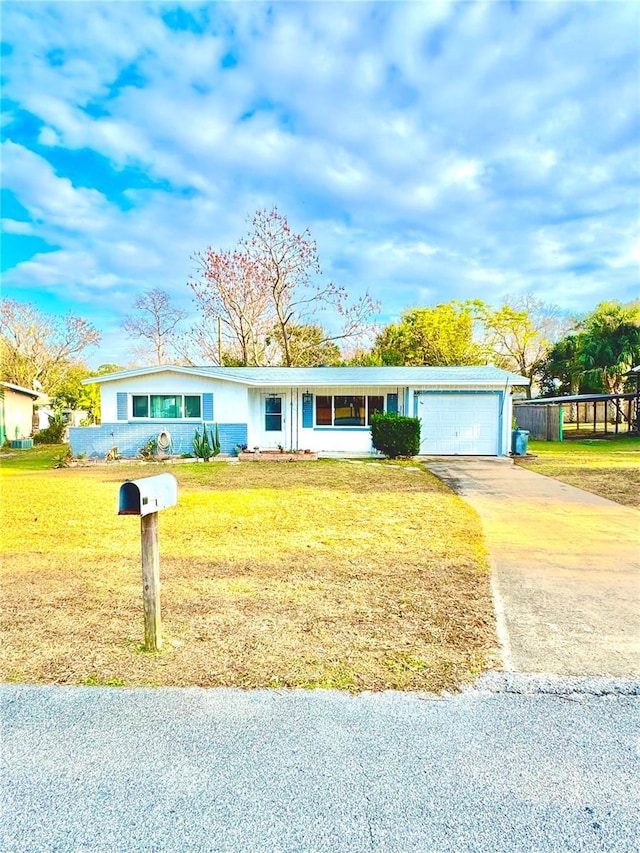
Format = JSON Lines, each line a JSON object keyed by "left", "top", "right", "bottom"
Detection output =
{"left": 2, "top": 1, "right": 639, "bottom": 364}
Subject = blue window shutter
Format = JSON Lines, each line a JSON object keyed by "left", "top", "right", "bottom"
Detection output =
{"left": 387, "top": 393, "right": 398, "bottom": 414}
{"left": 116, "top": 393, "right": 127, "bottom": 421}
{"left": 202, "top": 393, "right": 214, "bottom": 421}
{"left": 302, "top": 393, "right": 313, "bottom": 428}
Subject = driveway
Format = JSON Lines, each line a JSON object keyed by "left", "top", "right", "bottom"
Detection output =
{"left": 1, "top": 681, "right": 638, "bottom": 853}
{"left": 425, "top": 459, "right": 640, "bottom": 677}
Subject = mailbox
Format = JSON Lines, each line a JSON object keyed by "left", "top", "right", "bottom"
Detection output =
{"left": 118, "top": 473, "right": 178, "bottom": 516}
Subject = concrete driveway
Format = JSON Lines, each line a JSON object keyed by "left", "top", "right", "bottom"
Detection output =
{"left": 425, "top": 459, "right": 640, "bottom": 677}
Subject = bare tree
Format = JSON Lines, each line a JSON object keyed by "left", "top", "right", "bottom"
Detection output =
{"left": 0, "top": 298, "right": 100, "bottom": 395}
{"left": 122, "top": 288, "right": 187, "bottom": 365}
{"left": 190, "top": 207, "right": 378, "bottom": 366}
{"left": 190, "top": 251, "right": 274, "bottom": 366}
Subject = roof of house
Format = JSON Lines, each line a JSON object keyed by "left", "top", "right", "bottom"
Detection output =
{"left": 0, "top": 381, "right": 47, "bottom": 400}
{"left": 84, "top": 365, "right": 530, "bottom": 387}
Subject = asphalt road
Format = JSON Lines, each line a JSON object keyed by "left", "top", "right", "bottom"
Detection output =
{"left": 2, "top": 678, "right": 639, "bottom": 853}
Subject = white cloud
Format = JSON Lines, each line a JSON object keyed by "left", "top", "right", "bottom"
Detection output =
{"left": 37, "top": 126, "right": 60, "bottom": 146}
{"left": 1, "top": 0, "right": 638, "bottom": 355}
{"left": 1, "top": 219, "right": 34, "bottom": 235}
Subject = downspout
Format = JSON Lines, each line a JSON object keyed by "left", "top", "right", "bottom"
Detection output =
{"left": 295, "top": 388, "right": 300, "bottom": 450}
{"left": 501, "top": 379, "right": 510, "bottom": 456}
{"left": 290, "top": 390, "right": 295, "bottom": 451}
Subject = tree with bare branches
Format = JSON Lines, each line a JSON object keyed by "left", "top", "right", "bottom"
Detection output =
{"left": 190, "top": 207, "right": 378, "bottom": 366}
{"left": 190, "top": 251, "right": 274, "bottom": 366}
{"left": 0, "top": 298, "right": 100, "bottom": 395}
{"left": 122, "top": 288, "right": 187, "bottom": 365}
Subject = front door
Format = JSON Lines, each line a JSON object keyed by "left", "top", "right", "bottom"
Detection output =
{"left": 262, "top": 394, "right": 286, "bottom": 448}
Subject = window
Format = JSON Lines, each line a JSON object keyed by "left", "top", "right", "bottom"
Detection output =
{"left": 367, "top": 396, "right": 384, "bottom": 424}
{"left": 184, "top": 395, "right": 202, "bottom": 418}
{"left": 315, "top": 395, "right": 332, "bottom": 426}
{"left": 151, "top": 395, "right": 181, "bottom": 419}
{"left": 334, "top": 395, "right": 365, "bottom": 426}
{"left": 131, "top": 394, "right": 201, "bottom": 419}
{"left": 132, "top": 396, "right": 149, "bottom": 418}
{"left": 315, "top": 395, "right": 386, "bottom": 427}
{"left": 265, "top": 396, "right": 282, "bottom": 431}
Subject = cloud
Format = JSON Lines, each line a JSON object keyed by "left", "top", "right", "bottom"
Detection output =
{"left": 1, "top": 0, "right": 638, "bottom": 362}
{"left": 1, "top": 219, "right": 34, "bottom": 235}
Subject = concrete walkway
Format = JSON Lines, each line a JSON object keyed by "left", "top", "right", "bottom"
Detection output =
{"left": 425, "top": 460, "right": 640, "bottom": 677}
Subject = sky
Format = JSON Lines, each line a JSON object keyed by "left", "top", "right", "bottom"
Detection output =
{"left": 2, "top": 1, "right": 639, "bottom": 365}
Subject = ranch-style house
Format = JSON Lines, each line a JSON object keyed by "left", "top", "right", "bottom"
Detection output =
{"left": 70, "top": 365, "right": 529, "bottom": 458}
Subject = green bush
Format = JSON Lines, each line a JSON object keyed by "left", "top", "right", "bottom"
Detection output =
{"left": 370, "top": 412, "right": 421, "bottom": 458}
{"left": 34, "top": 410, "right": 66, "bottom": 445}
{"left": 34, "top": 422, "right": 66, "bottom": 444}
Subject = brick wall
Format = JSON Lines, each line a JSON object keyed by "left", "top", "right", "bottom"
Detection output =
{"left": 69, "top": 422, "right": 248, "bottom": 458}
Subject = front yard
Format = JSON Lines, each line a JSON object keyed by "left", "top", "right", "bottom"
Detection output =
{"left": 0, "top": 448, "right": 496, "bottom": 693}
{"left": 515, "top": 437, "right": 640, "bottom": 508}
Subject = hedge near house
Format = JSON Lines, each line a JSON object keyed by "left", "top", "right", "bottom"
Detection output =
{"left": 370, "top": 412, "right": 421, "bottom": 458}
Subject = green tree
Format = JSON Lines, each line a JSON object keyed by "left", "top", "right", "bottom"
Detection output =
{"left": 373, "top": 301, "right": 487, "bottom": 366}
{"left": 540, "top": 334, "right": 584, "bottom": 396}
{"left": 481, "top": 295, "right": 568, "bottom": 398}
{"left": 54, "top": 363, "right": 126, "bottom": 424}
{"left": 577, "top": 301, "right": 640, "bottom": 394}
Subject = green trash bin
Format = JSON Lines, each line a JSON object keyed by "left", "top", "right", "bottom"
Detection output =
{"left": 511, "top": 429, "right": 529, "bottom": 456}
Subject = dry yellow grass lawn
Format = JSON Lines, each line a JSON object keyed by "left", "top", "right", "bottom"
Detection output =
{"left": 516, "top": 438, "right": 640, "bottom": 508}
{"left": 0, "top": 454, "right": 496, "bottom": 692}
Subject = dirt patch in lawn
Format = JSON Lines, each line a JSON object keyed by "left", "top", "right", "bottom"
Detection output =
{"left": 516, "top": 438, "right": 640, "bottom": 508}
{"left": 0, "top": 459, "right": 496, "bottom": 693}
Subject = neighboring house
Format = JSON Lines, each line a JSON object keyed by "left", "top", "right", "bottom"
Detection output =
{"left": 37, "top": 405, "right": 88, "bottom": 430}
{"left": 0, "top": 382, "right": 48, "bottom": 445}
{"left": 70, "top": 365, "right": 529, "bottom": 458}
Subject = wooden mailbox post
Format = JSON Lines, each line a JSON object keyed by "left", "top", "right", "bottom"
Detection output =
{"left": 118, "top": 473, "right": 178, "bottom": 651}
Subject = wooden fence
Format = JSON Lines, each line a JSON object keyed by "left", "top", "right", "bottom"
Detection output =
{"left": 514, "top": 404, "right": 562, "bottom": 441}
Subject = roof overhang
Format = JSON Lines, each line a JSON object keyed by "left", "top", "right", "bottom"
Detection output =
{"left": 0, "top": 381, "right": 48, "bottom": 400}
{"left": 83, "top": 365, "right": 530, "bottom": 388}
{"left": 81, "top": 366, "right": 232, "bottom": 386}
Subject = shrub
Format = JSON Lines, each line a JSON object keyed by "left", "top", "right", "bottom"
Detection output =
{"left": 34, "top": 410, "right": 66, "bottom": 445}
{"left": 370, "top": 412, "right": 421, "bottom": 458}
{"left": 53, "top": 449, "right": 73, "bottom": 468}
{"left": 139, "top": 438, "right": 157, "bottom": 460}
{"left": 34, "top": 422, "right": 66, "bottom": 444}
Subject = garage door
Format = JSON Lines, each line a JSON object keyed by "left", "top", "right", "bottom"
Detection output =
{"left": 417, "top": 393, "right": 500, "bottom": 455}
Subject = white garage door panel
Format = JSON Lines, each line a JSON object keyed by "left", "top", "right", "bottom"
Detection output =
{"left": 418, "top": 394, "right": 499, "bottom": 455}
